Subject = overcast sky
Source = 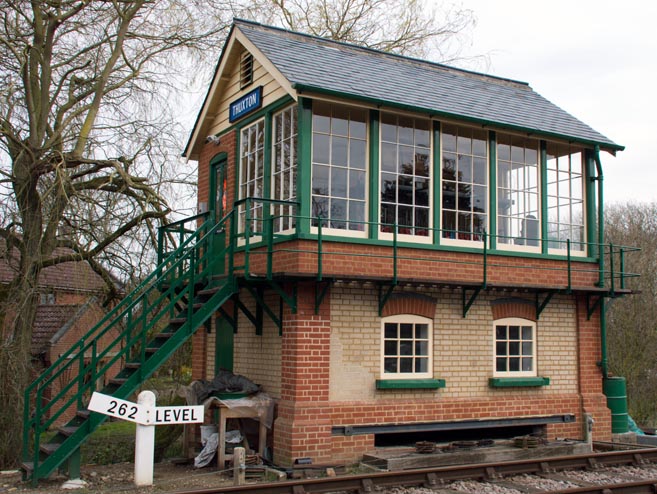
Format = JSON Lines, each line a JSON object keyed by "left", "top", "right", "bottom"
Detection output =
{"left": 456, "top": 0, "right": 656, "bottom": 204}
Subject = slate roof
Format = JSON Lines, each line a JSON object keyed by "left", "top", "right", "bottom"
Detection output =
{"left": 234, "top": 19, "right": 621, "bottom": 152}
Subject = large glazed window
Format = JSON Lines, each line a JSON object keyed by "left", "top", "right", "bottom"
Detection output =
{"left": 311, "top": 101, "right": 367, "bottom": 233}
{"left": 272, "top": 105, "right": 297, "bottom": 232}
{"left": 441, "top": 124, "right": 488, "bottom": 242}
{"left": 497, "top": 135, "right": 540, "bottom": 249}
{"left": 494, "top": 318, "right": 536, "bottom": 377}
{"left": 381, "top": 315, "right": 432, "bottom": 379}
{"left": 239, "top": 118, "right": 265, "bottom": 234}
{"left": 380, "top": 113, "right": 431, "bottom": 238}
{"left": 546, "top": 143, "right": 584, "bottom": 252}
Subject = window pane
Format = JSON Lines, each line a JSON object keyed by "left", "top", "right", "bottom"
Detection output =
{"left": 509, "top": 342, "right": 520, "bottom": 355}
{"left": 332, "top": 136, "right": 348, "bottom": 166}
{"left": 400, "top": 341, "right": 412, "bottom": 355}
{"left": 384, "top": 340, "right": 397, "bottom": 356}
{"left": 400, "top": 323, "right": 413, "bottom": 338}
{"left": 384, "top": 358, "right": 397, "bottom": 373}
{"left": 384, "top": 323, "right": 397, "bottom": 338}
{"left": 509, "top": 357, "right": 520, "bottom": 371}
{"left": 415, "top": 358, "right": 428, "bottom": 373}
{"left": 496, "top": 357, "right": 507, "bottom": 372}
{"left": 509, "top": 326, "right": 520, "bottom": 340}
{"left": 415, "top": 341, "right": 428, "bottom": 356}
{"left": 496, "top": 326, "right": 506, "bottom": 339}
{"left": 496, "top": 341, "right": 507, "bottom": 356}
{"left": 522, "top": 342, "right": 533, "bottom": 356}
{"left": 331, "top": 167, "right": 347, "bottom": 198}
{"left": 522, "top": 326, "right": 532, "bottom": 340}
{"left": 312, "top": 165, "right": 329, "bottom": 196}
{"left": 350, "top": 140, "right": 366, "bottom": 169}
{"left": 522, "top": 357, "right": 532, "bottom": 371}
{"left": 400, "top": 358, "right": 413, "bottom": 373}
{"left": 415, "top": 324, "right": 428, "bottom": 339}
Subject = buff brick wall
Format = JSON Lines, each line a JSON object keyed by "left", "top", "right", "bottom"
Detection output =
{"left": 329, "top": 286, "right": 579, "bottom": 401}
{"left": 231, "top": 290, "right": 282, "bottom": 397}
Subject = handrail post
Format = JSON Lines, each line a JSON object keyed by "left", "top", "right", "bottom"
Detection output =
{"left": 244, "top": 198, "right": 251, "bottom": 279}
{"left": 188, "top": 248, "right": 196, "bottom": 325}
{"left": 620, "top": 247, "right": 626, "bottom": 290}
{"left": 609, "top": 242, "right": 615, "bottom": 295}
{"left": 567, "top": 239, "right": 572, "bottom": 292}
{"left": 317, "top": 218, "right": 323, "bottom": 281}
{"left": 483, "top": 231, "right": 488, "bottom": 289}
{"left": 76, "top": 342, "right": 85, "bottom": 409}
{"left": 393, "top": 224, "right": 398, "bottom": 284}
{"left": 267, "top": 210, "right": 274, "bottom": 280}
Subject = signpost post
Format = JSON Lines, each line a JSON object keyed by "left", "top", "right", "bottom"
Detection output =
{"left": 88, "top": 391, "right": 204, "bottom": 487}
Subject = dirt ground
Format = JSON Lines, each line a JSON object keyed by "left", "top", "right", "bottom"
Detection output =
{"left": 1, "top": 460, "right": 253, "bottom": 494}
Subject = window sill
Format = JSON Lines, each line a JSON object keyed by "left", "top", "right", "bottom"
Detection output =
{"left": 489, "top": 377, "right": 550, "bottom": 388}
{"left": 376, "top": 379, "right": 446, "bottom": 390}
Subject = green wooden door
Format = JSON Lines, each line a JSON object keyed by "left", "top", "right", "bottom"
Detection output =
{"left": 214, "top": 316, "right": 234, "bottom": 372}
{"left": 209, "top": 154, "right": 227, "bottom": 278}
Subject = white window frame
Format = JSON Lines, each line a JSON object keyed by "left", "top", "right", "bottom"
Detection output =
{"left": 310, "top": 100, "right": 368, "bottom": 238}
{"left": 271, "top": 104, "right": 298, "bottom": 234}
{"left": 381, "top": 315, "right": 433, "bottom": 379}
{"left": 546, "top": 144, "right": 586, "bottom": 256}
{"left": 238, "top": 118, "right": 265, "bottom": 238}
{"left": 440, "top": 123, "right": 489, "bottom": 248}
{"left": 379, "top": 112, "right": 432, "bottom": 244}
{"left": 493, "top": 317, "right": 537, "bottom": 378}
{"left": 496, "top": 135, "right": 541, "bottom": 254}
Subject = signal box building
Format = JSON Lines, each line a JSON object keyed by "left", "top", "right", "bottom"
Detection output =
{"left": 184, "top": 20, "right": 631, "bottom": 465}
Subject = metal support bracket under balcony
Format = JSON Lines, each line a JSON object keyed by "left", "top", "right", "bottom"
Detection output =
{"left": 315, "top": 281, "right": 331, "bottom": 315}
{"left": 264, "top": 279, "right": 297, "bottom": 314}
{"left": 536, "top": 291, "right": 555, "bottom": 319}
{"left": 587, "top": 294, "right": 604, "bottom": 320}
{"left": 378, "top": 283, "right": 397, "bottom": 316}
{"left": 244, "top": 285, "right": 281, "bottom": 333}
{"left": 234, "top": 294, "right": 259, "bottom": 332}
{"left": 462, "top": 286, "right": 482, "bottom": 318}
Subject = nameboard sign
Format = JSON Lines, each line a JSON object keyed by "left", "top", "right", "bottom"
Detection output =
{"left": 229, "top": 86, "right": 263, "bottom": 122}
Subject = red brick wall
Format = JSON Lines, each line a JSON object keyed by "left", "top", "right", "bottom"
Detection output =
{"left": 234, "top": 240, "right": 601, "bottom": 290}
{"left": 274, "top": 282, "right": 333, "bottom": 464}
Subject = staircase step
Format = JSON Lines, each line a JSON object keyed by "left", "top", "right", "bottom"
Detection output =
{"left": 154, "top": 331, "right": 174, "bottom": 339}
{"left": 21, "top": 462, "right": 34, "bottom": 474}
{"left": 40, "top": 443, "right": 60, "bottom": 455}
{"left": 76, "top": 410, "right": 90, "bottom": 420}
{"left": 170, "top": 317, "right": 187, "bottom": 325}
{"left": 124, "top": 362, "right": 141, "bottom": 369}
{"left": 109, "top": 377, "right": 128, "bottom": 386}
{"left": 58, "top": 426, "right": 79, "bottom": 437}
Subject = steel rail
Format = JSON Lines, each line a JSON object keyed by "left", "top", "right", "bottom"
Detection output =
{"left": 167, "top": 447, "right": 657, "bottom": 494}
{"left": 555, "top": 479, "right": 657, "bottom": 494}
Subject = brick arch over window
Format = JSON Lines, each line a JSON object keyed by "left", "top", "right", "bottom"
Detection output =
{"left": 490, "top": 298, "right": 536, "bottom": 322}
{"left": 381, "top": 293, "right": 436, "bottom": 319}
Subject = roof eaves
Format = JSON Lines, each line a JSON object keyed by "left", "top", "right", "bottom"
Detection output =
{"left": 183, "top": 23, "right": 238, "bottom": 160}
{"left": 292, "top": 82, "right": 625, "bottom": 153}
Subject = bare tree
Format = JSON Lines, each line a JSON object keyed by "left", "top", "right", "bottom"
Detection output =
{"left": 227, "top": 0, "right": 477, "bottom": 62}
{"left": 605, "top": 202, "right": 657, "bottom": 427}
{"left": 0, "top": 0, "right": 231, "bottom": 467}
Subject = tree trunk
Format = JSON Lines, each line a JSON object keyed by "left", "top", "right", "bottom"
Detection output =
{"left": 0, "top": 279, "right": 39, "bottom": 468}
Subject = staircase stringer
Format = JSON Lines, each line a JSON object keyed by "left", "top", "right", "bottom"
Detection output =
{"left": 32, "top": 279, "right": 238, "bottom": 481}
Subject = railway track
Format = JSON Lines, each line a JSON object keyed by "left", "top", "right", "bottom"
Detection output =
{"left": 168, "top": 447, "right": 657, "bottom": 494}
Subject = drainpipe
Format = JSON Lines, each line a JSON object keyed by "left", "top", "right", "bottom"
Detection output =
{"left": 592, "top": 145, "right": 608, "bottom": 378}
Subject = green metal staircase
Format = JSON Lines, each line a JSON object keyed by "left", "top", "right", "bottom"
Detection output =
{"left": 22, "top": 212, "right": 236, "bottom": 484}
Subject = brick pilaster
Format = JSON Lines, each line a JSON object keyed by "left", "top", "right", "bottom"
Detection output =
{"left": 273, "top": 282, "right": 332, "bottom": 465}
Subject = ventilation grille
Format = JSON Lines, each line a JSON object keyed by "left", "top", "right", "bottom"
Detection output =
{"left": 240, "top": 52, "right": 253, "bottom": 89}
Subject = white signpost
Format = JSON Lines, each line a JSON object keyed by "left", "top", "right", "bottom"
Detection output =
{"left": 88, "top": 391, "right": 204, "bottom": 486}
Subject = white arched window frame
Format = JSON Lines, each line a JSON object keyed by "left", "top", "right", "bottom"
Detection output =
{"left": 381, "top": 315, "right": 433, "bottom": 379}
{"left": 493, "top": 317, "right": 537, "bottom": 377}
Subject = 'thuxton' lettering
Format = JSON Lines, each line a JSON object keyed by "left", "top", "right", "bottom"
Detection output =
{"left": 229, "top": 86, "right": 262, "bottom": 122}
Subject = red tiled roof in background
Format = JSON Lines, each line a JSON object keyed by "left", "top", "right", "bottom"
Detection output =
{"left": 31, "top": 304, "right": 84, "bottom": 355}
{"left": 0, "top": 241, "right": 107, "bottom": 294}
